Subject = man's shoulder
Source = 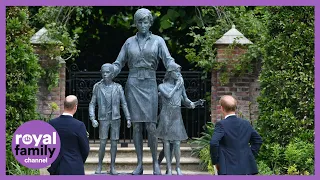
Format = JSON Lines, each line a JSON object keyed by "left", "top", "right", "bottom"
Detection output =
{"left": 68, "top": 117, "right": 84, "bottom": 127}
{"left": 237, "top": 117, "right": 251, "bottom": 124}
{"left": 220, "top": 116, "right": 248, "bottom": 124}
{"left": 216, "top": 119, "right": 225, "bottom": 126}
{"left": 48, "top": 117, "right": 58, "bottom": 125}
{"left": 49, "top": 115, "right": 65, "bottom": 122}
{"left": 233, "top": 117, "right": 252, "bottom": 128}
{"left": 50, "top": 116, "right": 82, "bottom": 123}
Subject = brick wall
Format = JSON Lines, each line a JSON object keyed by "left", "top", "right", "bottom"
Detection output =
{"left": 211, "top": 45, "right": 261, "bottom": 123}
{"left": 34, "top": 45, "right": 66, "bottom": 120}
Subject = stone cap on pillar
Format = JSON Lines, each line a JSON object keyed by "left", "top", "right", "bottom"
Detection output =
{"left": 30, "top": 27, "right": 65, "bottom": 65}
{"left": 215, "top": 25, "right": 253, "bottom": 45}
{"left": 30, "top": 27, "right": 61, "bottom": 45}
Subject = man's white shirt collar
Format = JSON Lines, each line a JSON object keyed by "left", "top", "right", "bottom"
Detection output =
{"left": 62, "top": 112, "right": 73, "bottom": 117}
{"left": 225, "top": 114, "right": 236, "bottom": 119}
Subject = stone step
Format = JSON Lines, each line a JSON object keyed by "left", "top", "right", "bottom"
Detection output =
{"left": 85, "top": 170, "right": 211, "bottom": 175}
{"left": 40, "top": 168, "right": 210, "bottom": 175}
{"left": 88, "top": 146, "right": 193, "bottom": 158}
{"left": 39, "top": 142, "right": 205, "bottom": 175}
{"left": 89, "top": 141, "right": 194, "bottom": 148}
{"left": 84, "top": 156, "right": 202, "bottom": 172}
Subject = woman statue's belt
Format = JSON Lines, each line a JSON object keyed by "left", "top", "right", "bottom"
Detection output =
{"left": 129, "top": 68, "right": 156, "bottom": 79}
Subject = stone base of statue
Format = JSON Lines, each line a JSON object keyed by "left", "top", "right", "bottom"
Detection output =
{"left": 91, "top": 171, "right": 161, "bottom": 175}
{"left": 92, "top": 171, "right": 130, "bottom": 175}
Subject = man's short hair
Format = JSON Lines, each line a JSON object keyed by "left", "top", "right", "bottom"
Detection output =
{"left": 64, "top": 95, "right": 78, "bottom": 110}
{"left": 220, "top": 95, "right": 237, "bottom": 112}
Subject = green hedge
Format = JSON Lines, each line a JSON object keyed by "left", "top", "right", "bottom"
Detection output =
{"left": 6, "top": 6, "right": 41, "bottom": 175}
{"left": 256, "top": 6, "right": 314, "bottom": 175}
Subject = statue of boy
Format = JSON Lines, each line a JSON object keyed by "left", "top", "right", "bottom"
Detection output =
{"left": 89, "top": 63, "right": 131, "bottom": 175}
{"left": 155, "top": 62, "right": 205, "bottom": 175}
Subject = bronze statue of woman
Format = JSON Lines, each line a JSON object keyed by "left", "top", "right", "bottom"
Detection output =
{"left": 111, "top": 8, "right": 177, "bottom": 175}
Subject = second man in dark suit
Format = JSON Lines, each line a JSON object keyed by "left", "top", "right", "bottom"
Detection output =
{"left": 210, "top": 95, "right": 263, "bottom": 175}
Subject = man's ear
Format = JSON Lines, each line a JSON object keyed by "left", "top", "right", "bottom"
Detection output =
{"left": 220, "top": 105, "right": 224, "bottom": 113}
{"left": 73, "top": 105, "right": 77, "bottom": 114}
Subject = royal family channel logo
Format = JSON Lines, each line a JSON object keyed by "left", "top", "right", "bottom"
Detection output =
{"left": 11, "top": 120, "right": 61, "bottom": 169}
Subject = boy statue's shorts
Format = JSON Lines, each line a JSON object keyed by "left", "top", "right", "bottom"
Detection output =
{"left": 98, "top": 119, "right": 121, "bottom": 140}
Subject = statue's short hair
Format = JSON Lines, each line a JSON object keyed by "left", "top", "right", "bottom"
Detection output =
{"left": 101, "top": 63, "right": 114, "bottom": 72}
{"left": 134, "top": 8, "right": 154, "bottom": 25}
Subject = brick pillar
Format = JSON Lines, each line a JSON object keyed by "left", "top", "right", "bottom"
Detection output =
{"left": 211, "top": 45, "right": 261, "bottom": 123}
{"left": 211, "top": 45, "right": 250, "bottom": 122}
{"left": 211, "top": 69, "right": 220, "bottom": 122}
{"left": 33, "top": 45, "right": 66, "bottom": 120}
{"left": 211, "top": 25, "right": 258, "bottom": 123}
{"left": 30, "top": 27, "right": 66, "bottom": 120}
{"left": 58, "top": 57, "right": 66, "bottom": 115}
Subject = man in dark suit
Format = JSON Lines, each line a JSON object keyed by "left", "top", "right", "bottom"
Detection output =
{"left": 210, "top": 95, "right": 263, "bottom": 175}
{"left": 48, "top": 95, "right": 90, "bottom": 175}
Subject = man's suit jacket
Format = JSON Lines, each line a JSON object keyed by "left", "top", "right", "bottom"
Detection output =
{"left": 210, "top": 115, "right": 263, "bottom": 175}
{"left": 48, "top": 115, "right": 90, "bottom": 175}
{"left": 89, "top": 81, "right": 130, "bottom": 121}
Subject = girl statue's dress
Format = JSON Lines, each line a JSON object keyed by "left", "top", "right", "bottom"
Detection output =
{"left": 155, "top": 62, "right": 204, "bottom": 175}
{"left": 155, "top": 81, "right": 193, "bottom": 141}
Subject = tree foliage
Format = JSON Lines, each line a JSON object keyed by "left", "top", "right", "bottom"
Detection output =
{"left": 6, "top": 6, "right": 41, "bottom": 175}
{"left": 185, "top": 6, "right": 268, "bottom": 81}
{"left": 45, "top": 6, "right": 201, "bottom": 71}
